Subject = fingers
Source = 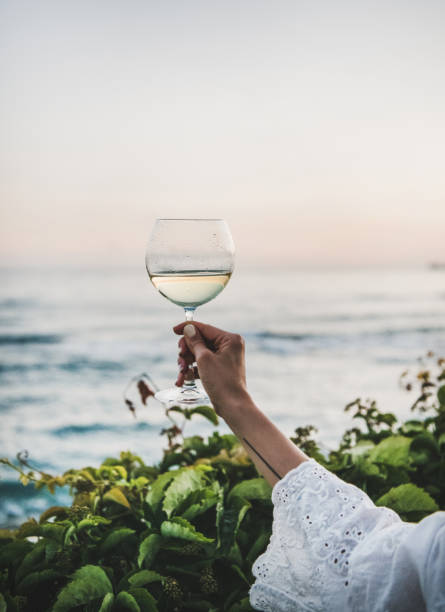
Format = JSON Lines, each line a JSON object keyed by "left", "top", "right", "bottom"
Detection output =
{"left": 182, "top": 324, "right": 212, "bottom": 362}
{"left": 176, "top": 334, "right": 198, "bottom": 386}
{"left": 178, "top": 337, "right": 189, "bottom": 357}
{"left": 173, "top": 320, "right": 225, "bottom": 342}
{"left": 178, "top": 337, "right": 194, "bottom": 372}
{"left": 175, "top": 365, "right": 199, "bottom": 387}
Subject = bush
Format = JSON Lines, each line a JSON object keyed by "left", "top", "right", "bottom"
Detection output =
{"left": 0, "top": 355, "right": 444, "bottom": 611}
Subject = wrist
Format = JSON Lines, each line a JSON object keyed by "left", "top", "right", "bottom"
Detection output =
{"left": 216, "top": 390, "right": 256, "bottom": 426}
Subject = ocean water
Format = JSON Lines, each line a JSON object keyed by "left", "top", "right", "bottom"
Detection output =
{"left": 1, "top": 266, "right": 444, "bottom": 526}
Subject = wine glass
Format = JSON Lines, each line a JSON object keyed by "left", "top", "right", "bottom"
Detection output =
{"left": 145, "top": 218, "right": 235, "bottom": 407}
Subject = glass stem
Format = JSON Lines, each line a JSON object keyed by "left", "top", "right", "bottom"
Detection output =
{"left": 184, "top": 308, "right": 195, "bottom": 322}
{"left": 182, "top": 308, "right": 197, "bottom": 391}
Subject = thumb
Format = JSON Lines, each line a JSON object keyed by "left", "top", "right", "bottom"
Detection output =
{"left": 183, "top": 324, "right": 210, "bottom": 361}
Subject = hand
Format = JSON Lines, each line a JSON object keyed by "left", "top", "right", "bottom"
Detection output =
{"left": 174, "top": 321, "right": 308, "bottom": 486}
{"left": 173, "top": 321, "right": 249, "bottom": 416}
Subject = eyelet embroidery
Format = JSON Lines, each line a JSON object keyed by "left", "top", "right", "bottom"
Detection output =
{"left": 250, "top": 459, "right": 401, "bottom": 612}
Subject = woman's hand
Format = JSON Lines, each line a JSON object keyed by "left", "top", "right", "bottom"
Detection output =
{"left": 174, "top": 321, "right": 308, "bottom": 485}
{"left": 173, "top": 321, "right": 249, "bottom": 416}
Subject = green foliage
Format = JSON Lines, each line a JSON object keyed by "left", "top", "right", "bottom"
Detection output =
{"left": 0, "top": 355, "right": 444, "bottom": 610}
{"left": 53, "top": 565, "right": 113, "bottom": 611}
{"left": 376, "top": 484, "right": 439, "bottom": 522}
{"left": 138, "top": 535, "right": 162, "bottom": 569}
{"left": 160, "top": 517, "right": 214, "bottom": 543}
{"left": 313, "top": 353, "right": 445, "bottom": 517}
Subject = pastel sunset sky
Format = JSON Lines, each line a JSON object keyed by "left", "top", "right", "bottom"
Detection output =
{"left": 1, "top": 0, "right": 444, "bottom": 267}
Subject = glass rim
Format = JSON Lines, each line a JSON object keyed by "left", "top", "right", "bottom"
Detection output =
{"left": 155, "top": 218, "right": 226, "bottom": 222}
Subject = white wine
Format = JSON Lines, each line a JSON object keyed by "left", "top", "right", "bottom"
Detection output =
{"left": 150, "top": 271, "right": 232, "bottom": 308}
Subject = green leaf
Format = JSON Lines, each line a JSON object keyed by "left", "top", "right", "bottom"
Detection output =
{"left": 399, "top": 420, "right": 426, "bottom": 436}
{"left": 39, "top": 506, "right": 68, "bottom": 523}
{"left": 128, "top": 588, "right": 159, "bottom": 612}
{"left": 349, "top": 454, "right": 384, "bottom": 480}
{"left": 246, "top": 531, "right": 271, "bottom": 566}
{"left": 182, "top": 482, "right": 222, "bottom": 520}
{"left": 114, "top": 592, "right": 141, "bottom": 612}
{"left": 19, "top": 473, "right": 30, "bottom": 486}
{"left": 217, "top": 497, "right": 250, "bottom": 554}
{"left": 103, "top": 487, "right": 131, "bottom": 509}
{"left": 45, "top": 538, "right": 61, "bottom": 562}
{"left": 15, "top": 541, "right": 46, "bottom": 583}
{"left": 376, "top": 483, "right": 439, "bottom": 521}
{"left": 162, "top": 466, "right": 212, "bottom": 518}
{"left": 438, "top": 385, "right": 445, "bottom": 406}
{"left": 52, "top": 565, "right": 113, "bottom": 611}
{"left": 0, "top": 594, "right": 6, "bottom": 612}
{"left": 230, "top": 563, "right": 250, "bottom": 585}
{"left": 64, "top": 524, "right": 76, "bottom": 547}
{"left": 347, "top": 439, "right": 375, "bottom": 458}
{"left": 14, "top": 519, "right": 40, "bottom": 538}
{"left": 368, "top": 435, "right": 412, "bottom": 467}
{"left": 160, "top": 517, "right": 214, "bottom": 543}
{"left": 228, "top": 597, "right": 253, "bottom": 611}
{"left": 409, "top": 433, "right": 439, "bottom": 465}
{"left": 182, "top": 435, "right": 206, "bottom": 454}
{"left": 228, "top": 542, "right": 243, "bottom": 567}
{"left": 34, "top": 523, "right": 67, "bottom": 542}
{"left": 206, "top": 431, "right": 238, "bottom": 454}
{"left": 128, "top": 570, "right": 163, "bottom": 587}
{"left": 77, "top": 516, "right": 112, "bottom": 531}
{"left": 228, "top": 478, "right": 272, "bottom": 503}
{"left": 145, "top": 471, "right": 177, "bottom": 512}
{"left": 17, "top": 569, "right": 64, "bottom": 595}
{"left": 98, "top": 593, "right": 114, "bottom": 612}
{"left": 187, "top": 405, "right": 219, "bottom": 425}
{"left": 98, "top": 464, "right": 128, "bottom": 480}
{"left": 101, "top": 528, "right": 136, "bottom": 555}
{"left": 0, "top": 541, "right": 32, "bottom": 569}
{"left": 138, "top": 534, "right": 162, "bottom": 569}
{"left": 168, "top": 405, "right": 186, "bottom": 416}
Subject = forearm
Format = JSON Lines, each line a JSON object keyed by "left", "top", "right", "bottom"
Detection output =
{"left": 220, "top": 393, "right": 308, "bottom": 486}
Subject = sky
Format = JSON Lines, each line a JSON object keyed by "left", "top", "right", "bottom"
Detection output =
{"left": 1, "top": 0, "right": 444, "bottom": 267}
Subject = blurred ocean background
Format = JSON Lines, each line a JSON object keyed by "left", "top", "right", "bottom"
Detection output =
{"left": 1, "top": 265, "right": 444, "bottom": 526}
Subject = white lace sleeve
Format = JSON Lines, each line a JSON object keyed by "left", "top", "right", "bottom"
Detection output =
{"left": 249, "top": 458, "right": 443, "bottom": 612}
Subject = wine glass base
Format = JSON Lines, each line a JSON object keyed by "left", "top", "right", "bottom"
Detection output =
{"left": 155, "top": 386, "right": 211, "bottom": 408}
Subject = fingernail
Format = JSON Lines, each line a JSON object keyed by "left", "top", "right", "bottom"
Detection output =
{"left": 184, "top": 324, "right": 196, "bottom": 338}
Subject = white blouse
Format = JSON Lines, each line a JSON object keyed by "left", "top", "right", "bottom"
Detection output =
{"left": 250, "top": 459, "right": 445, "bottom": 611}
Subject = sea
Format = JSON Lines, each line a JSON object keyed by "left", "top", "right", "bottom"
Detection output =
{"left": 1, "top": 266, "right": 444, "bottom": 527}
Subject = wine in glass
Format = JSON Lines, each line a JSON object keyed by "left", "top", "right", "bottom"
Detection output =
{"left": 145, "top": 218, "right": 235, "bottom": 407}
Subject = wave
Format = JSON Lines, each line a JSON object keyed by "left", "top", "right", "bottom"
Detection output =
{"left": 0, "top": 298, "right": 36, "bottom": 308}
{"left": 0, "top": 358, "right": 124, "bottom": 375}
{"left": 52, "top": 422, "right": 154, "bottom": 437}
{"left": 255, "top": 331, "right": 318, "bottom": 341}
{"left": 380, "top": 326, "right": 445, "bottom": 336}
{"left": 0, "top": 480, "right": 71, "bottom": 528}
{"left": 306, "top": 312, "right": 444, "bottom": 322}
{"left": 253, "top": 326, "right": 445, "bottom": 343}
{"left": 59, "top": 358, "right": 124, "bottom": 372}
{"left": 0, "top": 333, "right": 62, "bottom": 345}
{"left": 0, "top": 363, "right": 48, "bottom": 374}
{"left": 0, "top": 480, "right": 40, "bottom": 500}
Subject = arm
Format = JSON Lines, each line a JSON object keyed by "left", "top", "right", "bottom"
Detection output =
{"left": 220, "top": 394, "right": 308, "bottom": 485}
{"left": 173, "top": 322, "right": 308, "bottom": 486}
